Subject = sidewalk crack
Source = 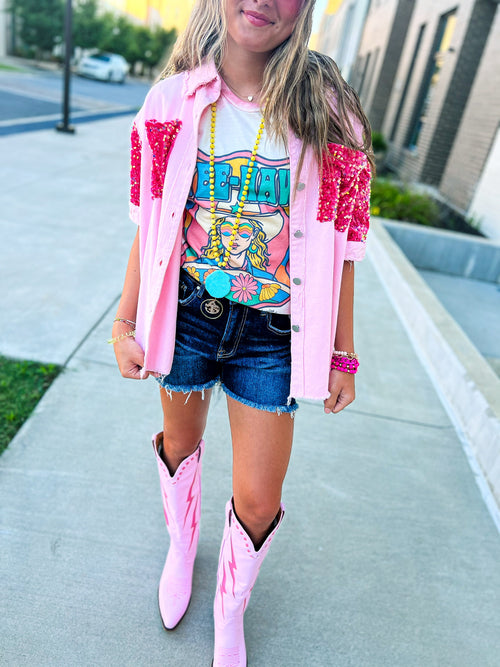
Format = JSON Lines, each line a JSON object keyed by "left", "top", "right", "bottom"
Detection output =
{"left": 347, "top": 408, "right": 453, "bottom": 430}
{"left": 62, "top": 295, "right": 120, "bottom": 368}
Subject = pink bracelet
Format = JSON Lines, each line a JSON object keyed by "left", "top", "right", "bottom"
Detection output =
{"left": 330, "top": 354, "right": 359, "bottom": 374}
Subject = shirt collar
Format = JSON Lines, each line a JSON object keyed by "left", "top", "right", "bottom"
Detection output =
{"left": 183, "top": 60, "right": 220, "bottom": 97}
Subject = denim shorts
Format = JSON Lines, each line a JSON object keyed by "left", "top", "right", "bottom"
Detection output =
{"left": 155, "top": 269, "right": 297, "bottom": 415}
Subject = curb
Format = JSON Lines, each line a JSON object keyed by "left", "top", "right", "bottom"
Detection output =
{"left": 368, "top": 218, "right": 500, "bottom": 516}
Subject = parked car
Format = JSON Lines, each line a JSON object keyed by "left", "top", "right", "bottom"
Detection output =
{"left": 77, "top": 53, "right": 129, "bottom": 83}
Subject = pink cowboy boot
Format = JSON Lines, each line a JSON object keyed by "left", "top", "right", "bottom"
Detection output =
{"left": 152, "top": 432, "right": 204, "bottom": 630}
{"left": 212, "top": 499, "right": 284, "bottom": 667}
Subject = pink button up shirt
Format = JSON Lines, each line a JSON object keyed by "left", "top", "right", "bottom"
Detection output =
{"left": 129, "top": 61, "right": 371, "bottom": 401}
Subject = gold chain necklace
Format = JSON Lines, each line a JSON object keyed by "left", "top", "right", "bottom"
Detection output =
{"left": 222, "top": 76, "right": 260, "bottom": 102}
{"left": 204, "top": 100, "right": 266, "bottom": 298}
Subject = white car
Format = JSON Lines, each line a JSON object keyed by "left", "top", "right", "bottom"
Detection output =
{"left": 77, "top": 53, "right": 129, "bottom": 83}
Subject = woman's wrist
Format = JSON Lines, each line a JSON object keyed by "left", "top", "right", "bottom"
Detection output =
{"left": 111, "top": 316, "right": 136, "bottom": 338}
{"left": 331, "top": 349, "right": 359, "bottom": 374}
{"left": 112, "top": 315, "right": 135, "bottom": 327}
{"left": 114, "top": 316, "right": 136, "bottom": 327}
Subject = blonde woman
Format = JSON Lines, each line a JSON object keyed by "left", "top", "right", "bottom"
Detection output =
{"left": 111, "top": 1, "right": 373, "bottom": 664}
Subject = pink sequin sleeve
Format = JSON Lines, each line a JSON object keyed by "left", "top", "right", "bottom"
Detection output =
{"left": 145, "top": 119, "right": 182, "bottom": 200}
{"left": 129, "top": 116, "right": 183, "bottom": 224}
{"left": 318, "top": 143, "right": 371, "bottom": 261}
{"left": 347, "top": 161, "right": 371, "bottom": 244}
{"left": 130, "top": 123, "right": 142, "bottom": 215}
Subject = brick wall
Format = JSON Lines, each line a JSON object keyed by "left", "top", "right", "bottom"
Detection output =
{"left": 355, "top": 0, "right": 415, "bottom": 132}
{"left": 420, "top": 0, "right": 498, "bottom": 185}
{"left": 439, "top": 9, "right": 500, "bottom": 213}
{"left": 354, "top": 0, "right": 399, "bottom": 117}
{"left": 383, "top": 0, "right": 478, "bottom": 183}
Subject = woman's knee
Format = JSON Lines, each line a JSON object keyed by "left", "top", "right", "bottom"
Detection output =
{"left": 162, "top": 431, "right": 201, "bottom": 459}
{"left": 233, "top": 492, "right": 281, "bottom": 531}
{"left": 160, "top": 388, "right": 210, "bottom": 457}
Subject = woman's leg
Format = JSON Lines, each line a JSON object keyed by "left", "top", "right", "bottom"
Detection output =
{"left": 227, "top": 395, "right": 294, "bottom": 546}
{"left": 159, "top": 386, "right": 212, "bottom": 473}
{"left": 154, "top": 386, "right": 212, "bottom": 630}
{"left": 212, "top": 397, "right": 293, "bottom": 665}
{"left": 212, "top": 397, "right": 293, "bottom": 667}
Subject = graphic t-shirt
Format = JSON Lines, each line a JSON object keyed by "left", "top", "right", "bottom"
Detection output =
{"left": 181, "top": 82, "right": 291, "bottom": 313}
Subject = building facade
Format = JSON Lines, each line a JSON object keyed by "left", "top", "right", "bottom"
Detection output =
{"left": 383, "top": 0, "right": 498, "bottom": 191}
{"left": 439, "top": 8, "right": 500, "bottom": 239}
{"left": 350, "top": 0, "right": 415, "bottom": 132}
{"left": 0, "top": 0, "right": 8, "bottom": 58}
{"left": 316, "top": 0, "right": 370, "bottom": 82}
{"left": 319, "top": 0, "right": 500, "bottom": 239}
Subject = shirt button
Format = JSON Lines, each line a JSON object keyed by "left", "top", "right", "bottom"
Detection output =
{"left": 292, "top": 325, "right": 300, "bottom": 333}
{"left": 292, "top": 278, "right": 302, "bottom": 285}
{"left": 294, "top": 230, "right": 303, "bottom": 238}
{"left": 297, "top": 182, "right": 305, "bottom": 191}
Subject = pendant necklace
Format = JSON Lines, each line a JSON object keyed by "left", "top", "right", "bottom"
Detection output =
{"left": 204, "top": 101, "right": 266, "bottom": 299}
{"left": 222, "top": 74, "right": 260, "bottom": 102}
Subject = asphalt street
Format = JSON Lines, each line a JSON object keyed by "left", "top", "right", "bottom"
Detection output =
{"left": 0, "top": 61, "right": 152, "bottom": 135}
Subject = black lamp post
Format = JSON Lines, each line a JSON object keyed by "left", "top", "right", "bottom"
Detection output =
{"left": 56, "top": 0, "right": 75, "bottom": 133}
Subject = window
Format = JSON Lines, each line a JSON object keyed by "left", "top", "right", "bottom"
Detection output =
{"left": 406, "top": 10, "right": 457, "bottom": 149}
{"left": 362, "top": 47, "right": 380, "bottom": 107}
{"left": 357, "top": 52, "right": 371, "bottom": 99}
{"left": 390, "top": 23, "right": 426, "bottom": 141}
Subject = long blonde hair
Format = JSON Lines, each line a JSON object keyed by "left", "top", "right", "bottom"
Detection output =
{"left": 161, "top": 0, "right": 373, "bottom": 172}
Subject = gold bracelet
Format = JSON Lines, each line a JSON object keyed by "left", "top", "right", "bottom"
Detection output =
{"left": 107, "top": 330, "right": 136, "bottom": 345}
{"left": 332, "top": 350, "right": 358, "bottom": 360}
{"left": 113, "top": 317, "right": 136, "bottom": 327}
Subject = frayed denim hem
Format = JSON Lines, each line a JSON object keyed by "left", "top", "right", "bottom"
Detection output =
{"left": 221, "top": 383, "right": 298, "bottom": 417}
{"left": 154, "top": 376, "right": 218, "bottom": 404}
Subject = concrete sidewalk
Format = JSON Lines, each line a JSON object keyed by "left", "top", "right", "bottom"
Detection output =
{"left": 1, "top": 117, "right": 500, "bottom": 666}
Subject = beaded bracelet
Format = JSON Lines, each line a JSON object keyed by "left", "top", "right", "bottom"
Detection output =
{"left": 332, "top": 349, "right": 358, "bottom": 360}
{"left": 113, "top": 317, "right": 136, "bottom": 327}
{"left": 330, "top": 354, "right": 359, "bottom": 374}
{"left": 107, "top": 330, "right": 136, "bottom": 345}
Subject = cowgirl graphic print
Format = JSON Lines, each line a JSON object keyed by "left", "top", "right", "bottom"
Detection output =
{"left": 181, "top": 81, "right": 291, "bottom": 313}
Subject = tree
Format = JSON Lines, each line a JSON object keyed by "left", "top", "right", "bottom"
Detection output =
{"left": 98, "top": 14, "right": 137, "bottom": 63}
{"left": 9, "top": 0, "right": 64, "bottom": 57}
{"left": 72, "top": 0, "right": 105, "bottom": 50}
{"left": 97, "top": 16, "right": 176, "bottom": 74}
{"left": 8, "top": 0, "right": 177, "bottom": 72}
{"left": 143, "top": 26, "right": 177, "bottom": 75}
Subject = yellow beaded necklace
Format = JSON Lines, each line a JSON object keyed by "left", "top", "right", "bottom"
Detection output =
{"left": 204, "top": 100, "right": 266, "bottom": 298}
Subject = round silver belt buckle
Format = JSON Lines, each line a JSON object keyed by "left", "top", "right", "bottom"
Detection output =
{"left": 200, "top": 298, "right": 224, "bottom": 319}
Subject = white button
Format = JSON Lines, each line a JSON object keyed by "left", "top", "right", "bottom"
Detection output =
{"left": 294, "top": 230, "right": 303, "bottom": 238}
{"left": 297, "top": 182, "right": 305, "bottom": 191}
{"left": 293, "top": 278, "right": 301, "bottom": 285}
{"left": 292, "top": 325, "right": 300, "bottom": 332}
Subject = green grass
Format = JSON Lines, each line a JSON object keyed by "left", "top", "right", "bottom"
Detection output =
{"left": 0, "top": 63, "right": 23, "bottom": 72}
{"left": 0, "top": 356, "right": 62, "bottom": 455}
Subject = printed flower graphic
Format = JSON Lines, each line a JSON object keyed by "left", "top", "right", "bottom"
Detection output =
{"left": 259, "top": 283, "right": 280, "bottom": 301}
{"left": 231, "top": 273, "right": 258, "bottom": 303}
{"left": 185, "top": 265, "right": 200, "bottom": 281}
